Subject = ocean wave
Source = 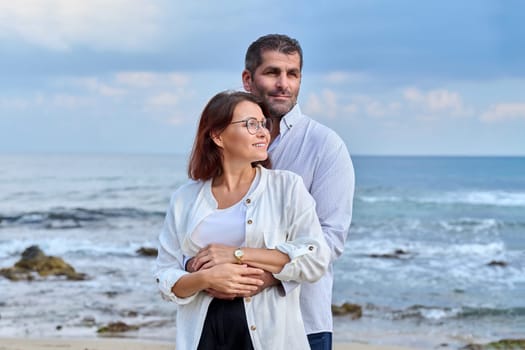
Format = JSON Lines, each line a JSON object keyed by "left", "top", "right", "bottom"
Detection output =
{"left": 438, "top": 218, "right": 502, "bottom": 233}
{"left": 424, "top": 191, "right": 525, "bottom": 207}
{"left": 349, "top": 238, "right": 507, "bottom": 261}
{"left": 459, "top": 306, "right": 525, "bottom": 318}
{"left": 0, "top": 237, "right": 156, "bottom": 260}
{"left": 358, "top": 190, "right": 525, "bottom": 207}
{"left": 391, "top": 305, "right": 462, "bottom": 321}
{"left": 359, "top": 196, "right": 403, "bottom": 203}
{"left": 0, "top": 207, "right": 164, "bottom": 229}
{"left": 390, "top": 305, "right": 525, "bottom": 321}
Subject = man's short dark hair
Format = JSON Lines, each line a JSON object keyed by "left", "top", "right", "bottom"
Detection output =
{"left": 245, "top": 34, "right": 303, "bottom": 75}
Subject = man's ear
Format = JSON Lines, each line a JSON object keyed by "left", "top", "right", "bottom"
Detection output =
{"left": 242, "top": 69, "right": 252, "bottom": 92}
{"left": 210, "top": 131, "right": 223, "bottom": 148}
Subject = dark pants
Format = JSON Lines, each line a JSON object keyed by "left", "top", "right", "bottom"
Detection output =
{"left": 197, "top": 298, "right": 254, "bottom": 350}
{"left": 307, "top": 332, "right": 332, "bottom": 350}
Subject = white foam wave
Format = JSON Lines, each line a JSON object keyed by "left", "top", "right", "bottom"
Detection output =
{"left": 419, "top": 307, "right": 456, "bottom": 320}
{"left": 359, "top": 196, "right": 402, "bottom": 203}
{"left": 423, "top": 191, "right": 525, "bottom": 207}
{"left": 0, "top": 238, "right": 154, "bottom": 260}
{"left": 358, "top": 191, "right": 525, "bottom": 207}
{"left": 438, "top": 218, "right": 500, "bottom": 233}
{"left": 349, "top": 238, "right": 506, "bottom": 260}
{"left": 343, "top": 237, "right": 525, "bottom": 290}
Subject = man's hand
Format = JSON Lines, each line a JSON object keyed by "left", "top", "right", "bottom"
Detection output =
{"left": 242, "top": 270, "right": 279, "bottom": 296}
{"left": 185, "top": 257, "right": 196, "bottom": 272}
{"left": 191, "top": 244, "right": 236, "bottom": 271}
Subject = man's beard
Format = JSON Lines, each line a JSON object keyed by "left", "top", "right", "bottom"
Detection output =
{"left": 265, "top": 96, "right": 296, "bottom": 119}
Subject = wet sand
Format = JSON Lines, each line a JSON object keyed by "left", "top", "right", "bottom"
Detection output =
{"left": 0, "top": 337, "right": 417, "bottom": 350}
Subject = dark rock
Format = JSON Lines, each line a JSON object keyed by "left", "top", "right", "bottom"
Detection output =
{"left": 97, "top": 321, "right": 139, "bottom": 333}
{"left": 81, "top": 316, "right": 96, "bottom": 327}
{"left": 136, "top": 247, "right": 158, "bottom": 257}
{"left": 21, "top": 245, "right": 46, "bottom": 260}
{"left": 121, "top": 310, "right": 138, "bottom": 317}
{"left": 461, "top": 338, "right": 525, "bottom": 349}
{"left": 0, "top": 267, "right": 30, "bottom": 281}
{"left": 461, "top": 345, "right": 483, "bottom": 350}
{"left": 104, "top": 291, "right": 119, "bottom": 298}
{"left": 331, "top": 302, "right": 362, "bottom": 319}
{"left": 487, "top": 260, "right": 508, "bottom": 267}
{"left": 369, "top": 249, "right": 410, "bottom": 259}
{"left": 0, "top": 245, "right": 87, "bottom": 281}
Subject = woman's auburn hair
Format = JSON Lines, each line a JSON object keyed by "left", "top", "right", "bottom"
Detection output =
{"left": 187, "top": 91, "right": 272, "bottom": 181}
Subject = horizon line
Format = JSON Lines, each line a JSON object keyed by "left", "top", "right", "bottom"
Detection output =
{"left": 1, "top": 151, "right": 524, "bottom": 158}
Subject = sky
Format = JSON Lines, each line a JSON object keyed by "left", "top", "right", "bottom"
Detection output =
{"left": 1, "top": 0, "right": 524, "bottom": 156}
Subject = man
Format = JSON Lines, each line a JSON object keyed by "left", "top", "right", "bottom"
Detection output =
{"left": 242, "top": 34, "right": 355, "bottom": 350}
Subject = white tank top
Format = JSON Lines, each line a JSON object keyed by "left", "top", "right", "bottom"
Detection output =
{"left": 191, "top": 168, "right": 260, "bottom": 247}
{"left": 192, "top": 200, "right": 246, "bottom": 247}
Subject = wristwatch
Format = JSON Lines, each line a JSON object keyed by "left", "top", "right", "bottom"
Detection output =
{"left": 234, "top": 248, "right": 244, "bottom": 264}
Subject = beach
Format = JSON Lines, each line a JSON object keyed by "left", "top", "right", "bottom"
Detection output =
{"left": 0, "top": 338, "right": 416, "bottom": 350}
{"left": 1, "top": 154, "right": 524, "bottom": 349}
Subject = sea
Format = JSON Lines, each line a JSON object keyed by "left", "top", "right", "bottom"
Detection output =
{"left": 0, "top": 154, "right": 524, "bottom": 349}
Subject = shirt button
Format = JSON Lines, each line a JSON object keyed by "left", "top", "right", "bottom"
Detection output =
{"left": 245, "top": 297, "right": 251, "bottom": 302}
{"left": 250, "top": 325, "right": 256, "bottom": 331}
{"left": 247, "top": 219, "right": 253, "bottom": 225}
{"left": 156, "top": 278, "right": 159, "bottom": 283}
{"left": 308, "top": 245, "right": 314, "bottom": 251}
{"left": 246, "top": 198, "right": 251, "bottom": 204}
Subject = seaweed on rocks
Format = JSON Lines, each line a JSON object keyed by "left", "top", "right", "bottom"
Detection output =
{"left": 0, "top": 245, "right": 87, "bottom": 281}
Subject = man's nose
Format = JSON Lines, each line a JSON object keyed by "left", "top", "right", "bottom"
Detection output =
{"left": 275, "top": 73, "right": 288, "bottom": 89}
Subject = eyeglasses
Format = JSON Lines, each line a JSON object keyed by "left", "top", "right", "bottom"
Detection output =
{"left": 230, "top": 117, "right": 272, "bottom": 135}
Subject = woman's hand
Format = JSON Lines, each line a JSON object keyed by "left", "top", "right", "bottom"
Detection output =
{"left": 171, "top": 263, "right": 265, "bottom": 298}
{"left": 206, "top": 269, "right": 280, "bottom": 299}
{"left": 205, "top": 263, "right": 265, "bottom": 295}
{"left": 191, "top": 244, "right": 237, "bottom": 271}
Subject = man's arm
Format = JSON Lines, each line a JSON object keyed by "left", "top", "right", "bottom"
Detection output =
{"left": 311, "top": 137, "right": 355, "bottom": 262}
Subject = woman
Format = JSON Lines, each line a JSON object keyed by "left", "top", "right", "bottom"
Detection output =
{"left": 154, "top": 91, "right": 330, "bottom": 350}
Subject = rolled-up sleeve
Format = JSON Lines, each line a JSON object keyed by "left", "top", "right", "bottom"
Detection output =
{"left": 153, "top": 195, "right": 199, "bottom": 305}
{"left": 273, "top": 176, "right": 330, "bottom": 283}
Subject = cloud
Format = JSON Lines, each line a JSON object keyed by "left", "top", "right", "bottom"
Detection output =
{"left": 0, "top": 97, "right": 31, "bottom": 110}
{"left": 166, "top": 115, "right": 188, "bottom": 126}
{"left": 304, "top": 90, "right": 402, "bottom": 121}
{"left": 115, "top": 72, "right": 190, "bottom": 88}
{"left": 52, "top": 94, "right": 93, "bottom": 108}
{"left": 73, "top": 78, "right": 127, "bottom": 97}
{"left": 364, "top": 100, "right": 401, "bottom": 118}
{"left": 115, "top": 72, "right": 161, "bottom": 88}
{"left": 0, "top": 93, "right": 92, "bottom": 112}
{"left": 0, "top": 0, "right": 161, "bottom": 51}
{"left": 481, "top": 103, "right": 525, "bottom": 122}
{"left": 345, "top": 95, "right": 401, "bottom": 119}
{"left": 146, "top": 93, "right": 179, "bottom": 107}
{"left": 323, "top": 71, "right": 368, "bottom": 84}
{"left": 403, "top": 87, "right": 472, "bottom": 117}
{"left": 304, "top": 89, "right": 339, "bottom": 118}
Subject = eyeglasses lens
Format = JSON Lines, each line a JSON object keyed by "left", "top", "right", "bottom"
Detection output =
{"left": 247, "top": 118, "right": 272, "bottom": 134}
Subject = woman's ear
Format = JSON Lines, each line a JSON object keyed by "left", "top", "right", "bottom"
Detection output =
{"left": 210, "top": 131, "right": 223, "bottom": 148}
